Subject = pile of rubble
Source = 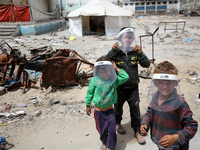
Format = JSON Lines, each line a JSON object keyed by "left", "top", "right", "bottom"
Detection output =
{"left": 0, "top": 42, "right": 94, "bottom": 94}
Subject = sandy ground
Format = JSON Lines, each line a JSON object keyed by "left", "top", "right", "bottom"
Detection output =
{"left": 0, "top": 15, "right": 200, "bottom": 150}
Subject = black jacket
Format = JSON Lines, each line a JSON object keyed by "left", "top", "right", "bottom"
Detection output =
{"left": 106, "top": 48, "right": 150, "bottom": 88}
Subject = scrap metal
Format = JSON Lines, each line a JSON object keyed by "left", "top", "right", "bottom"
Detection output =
{"left": 139, "top": 28, "right": 158, "bottom": 79}
{"left": 25, "top": 46, "right": 56, "bottom": 71}
{"left": 157, "top": 21, "right": 186, "bottom": 35}
{"left": 0, "top": 42, "right": 36, "bottom": 93}
{"left": 40, "top": 49, "right": 94, "bottom": 90}
{"left": 0, "top": 42, "right": 20, "bottom": 85}
{"left": 7, "top": 57, "right": 36, "bottom": 93}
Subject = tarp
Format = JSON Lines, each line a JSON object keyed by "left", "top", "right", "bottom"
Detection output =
{"left": 0, "top": 0, "right": 60, "bottom": 22}
{"left": 0, "top": 5, "right": 30, "bottom": 22}
{"left": 67, "top": 0, "right": 133, "bottom": 37}
{"left": 0, "top": 5, "right": 13, "bottom": 21}
{"left": 14, "top": 5, "right": 30, "bottom": 21}
{"left": 68, "top": 0, "right": 132, "bottom": 17}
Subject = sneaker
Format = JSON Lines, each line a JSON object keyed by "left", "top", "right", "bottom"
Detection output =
{"left": 116, "top": 123, "right": 126, "bottom": 134}
{"left": 135, "top": 131, "right": 146, "bottom": 145}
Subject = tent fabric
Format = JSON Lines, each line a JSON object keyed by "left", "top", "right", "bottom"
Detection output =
{"left": 69, "top": 16, "right": 82, "bottom": 36}
{"left": 105, "top": 16, "right": 130, "bottom": 37}
{"left": 0, "top": 5, "right": 14, "bottom": 22}
{"left": 0, "top": 5, "right": 30, "bottom": 22}
{"left": 68, "top": 0, "right": 132, "bottom": 17}
{"left": 14, "top": 5, "right": 30, "bottom": 21}
{"left": 67, "top": 0, "right": 133, "bottom": 37}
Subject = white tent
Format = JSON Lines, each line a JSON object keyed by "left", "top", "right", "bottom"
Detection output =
{"left": 67, "top": 0, "right": 133, "bottom": 37}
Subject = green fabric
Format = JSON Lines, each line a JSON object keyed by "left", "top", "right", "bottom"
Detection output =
{"left": 85, "top": 69, "right": 129, "bottom": 108}
{"left": 106, "top": 48, "right": 150, "bottom": 88}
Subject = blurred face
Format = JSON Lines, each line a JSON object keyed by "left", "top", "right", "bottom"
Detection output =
{"left": 98, "top": 66, "right": 111, "bottom": 80}
{"left": 120, "top": 33, "right": 134, "bottom": 48}
{"left": 154, "top": 80, "right": 177, "bottom": 96}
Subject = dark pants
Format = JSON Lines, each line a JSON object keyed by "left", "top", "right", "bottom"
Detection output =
{"left": 115, "top": 86, "right": 141, "bottom": 131}
{"left": 94, "top": 109, "right": 117, "bottom": 149}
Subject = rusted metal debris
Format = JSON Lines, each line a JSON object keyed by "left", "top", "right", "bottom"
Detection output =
{"left": 0, "top": 42, "right": 20, "bottom": 85}
{"left": 1, "top": 43, "right": 94, "bottom": 93}
{"left": 139, "top": 28, "right": 158, "bottom": 79}
{"left": 157, "top": 21, "right": 186, "bottom": 35}
{"left": 25, "top": 46, "right": 56, "bottom": 71}
{"left": 0, "top": 42, "right": 36, "bottom": 93}
{"left": 40, "top": 49, "right": 94, "bottom": 90}
{"left": 7, "top": 59, "right": 36, "bottom": 93}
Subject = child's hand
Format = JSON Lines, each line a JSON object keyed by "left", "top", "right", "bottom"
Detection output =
{"left": 112, "top": 61, "right": 120, "bottom": 72}
{"left": 112, "top": 42, "right": 119, "bottom": 50}
{"left": 140, "top": 124, "right": 148, "bottom": 136}
{"left": 86, "top": 105, "right": 91, "bottom": 116}
{"left": 158, "top": 134, "right": 179, "bottom": 148}
{"left": 134, "top": 45, "right": 142, "bottom": 53}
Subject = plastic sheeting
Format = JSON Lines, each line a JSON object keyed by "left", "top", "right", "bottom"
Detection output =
{"left": 69, "top": 16, "right": 131, "bottom": 37}
{"left": 0, "top": 5, "right": 30, "bottom": 22}
{"left": 0, "top": 5, "right": 13, "bottom": 21}
{"left": 68, "top": 0, "right": 132, "bottom": 17}
{"left": 68, "top": 0, "right": 132, "bottom": 37}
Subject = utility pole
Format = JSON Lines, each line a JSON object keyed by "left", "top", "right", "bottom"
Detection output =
{"left": 11, "top": 0, "right": 16, "bottom": 22}
{"left": 60, "top": 0, "right": 63, "bottom": 18}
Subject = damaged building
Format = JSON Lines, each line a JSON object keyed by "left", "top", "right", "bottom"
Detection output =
{"left": 122, "top": 0, "right": 200, "bottom": 15}
{"left": 0, "top": 0, "right": 65, "bottom": 36}
{"left": 62, "top": 0, "right": 200, "bottom": 16}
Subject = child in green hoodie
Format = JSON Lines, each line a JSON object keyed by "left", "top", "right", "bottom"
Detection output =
{"left": 85, "top": 56, "right": 129, "bottom": 150}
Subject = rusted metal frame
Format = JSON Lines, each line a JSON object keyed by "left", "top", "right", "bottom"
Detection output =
{"left": 76, "top": 52, "right": 94, "bottom": 66}
{"left": 0, "top": 42, "right": 20, "bottom": 59}
{"left": 0, "top": 42, "right": 12, "bottom": 51}
{"left": 7, "top": 82, "right": 21, "bottom": 91}
{"left": 75, "top": 60, "right": 94, "bottom": 85}
{"left": 140, "top": 28, "right": 158, "bottom": 60}
{"left": 21, "top": 70, "right": 29, "bottom": 93}
{"left": 20, "top": 70, "right": 36, "bottom": 94}
{"left": 0, "top": 62, "right": 11, "bottom": 65}
{"left": 69, "top": 50, "right": 78, "bottom": 57}
{"left": 0, "top": 43, "right": 16, "bottom": 85}
{"left": 40, "top": 49, "right": 94, "bottom": 89}
{"left": 15, "top": 62, "right": 24, "bottom": 81}
{"left": 8, "top": 59, "right": 15, "bottom": 81}
{"left": 7, "top": 62, "right": 36, "bottom": 93}
{"left": 40, "top": 56, "right": 79, "bottom": 89}
{"left": 139, "top": 28, "right": 158, "bottom": 79}
{"left": 82, "top": 68, "right": 93, "bottom": 75}
{"left": 64, "top": 59, "right": 80, "bottom": 85}
{"left": 64, "top": 59, "right": 79, "bottom": 77}
{"left": 157, "top": 21, "right": 186, "bottom": 35}
{"left": 76, "top": 61, "right": 82, "bottom": 75}
{"left": 0, "top": 57, "right": 14, "bottom": 84}
{"left": 53, "top": 49, "right": 71, "bottom": 58}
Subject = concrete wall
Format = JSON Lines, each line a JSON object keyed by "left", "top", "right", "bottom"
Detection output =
{"left": 0, "top": 0, "right": 28, "bottom": 5}
{"left": 19, "top": 19, "right": 66, "bottom": 35}
{"left": 29, "top": 0, "right": 60, "bottom": 22}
